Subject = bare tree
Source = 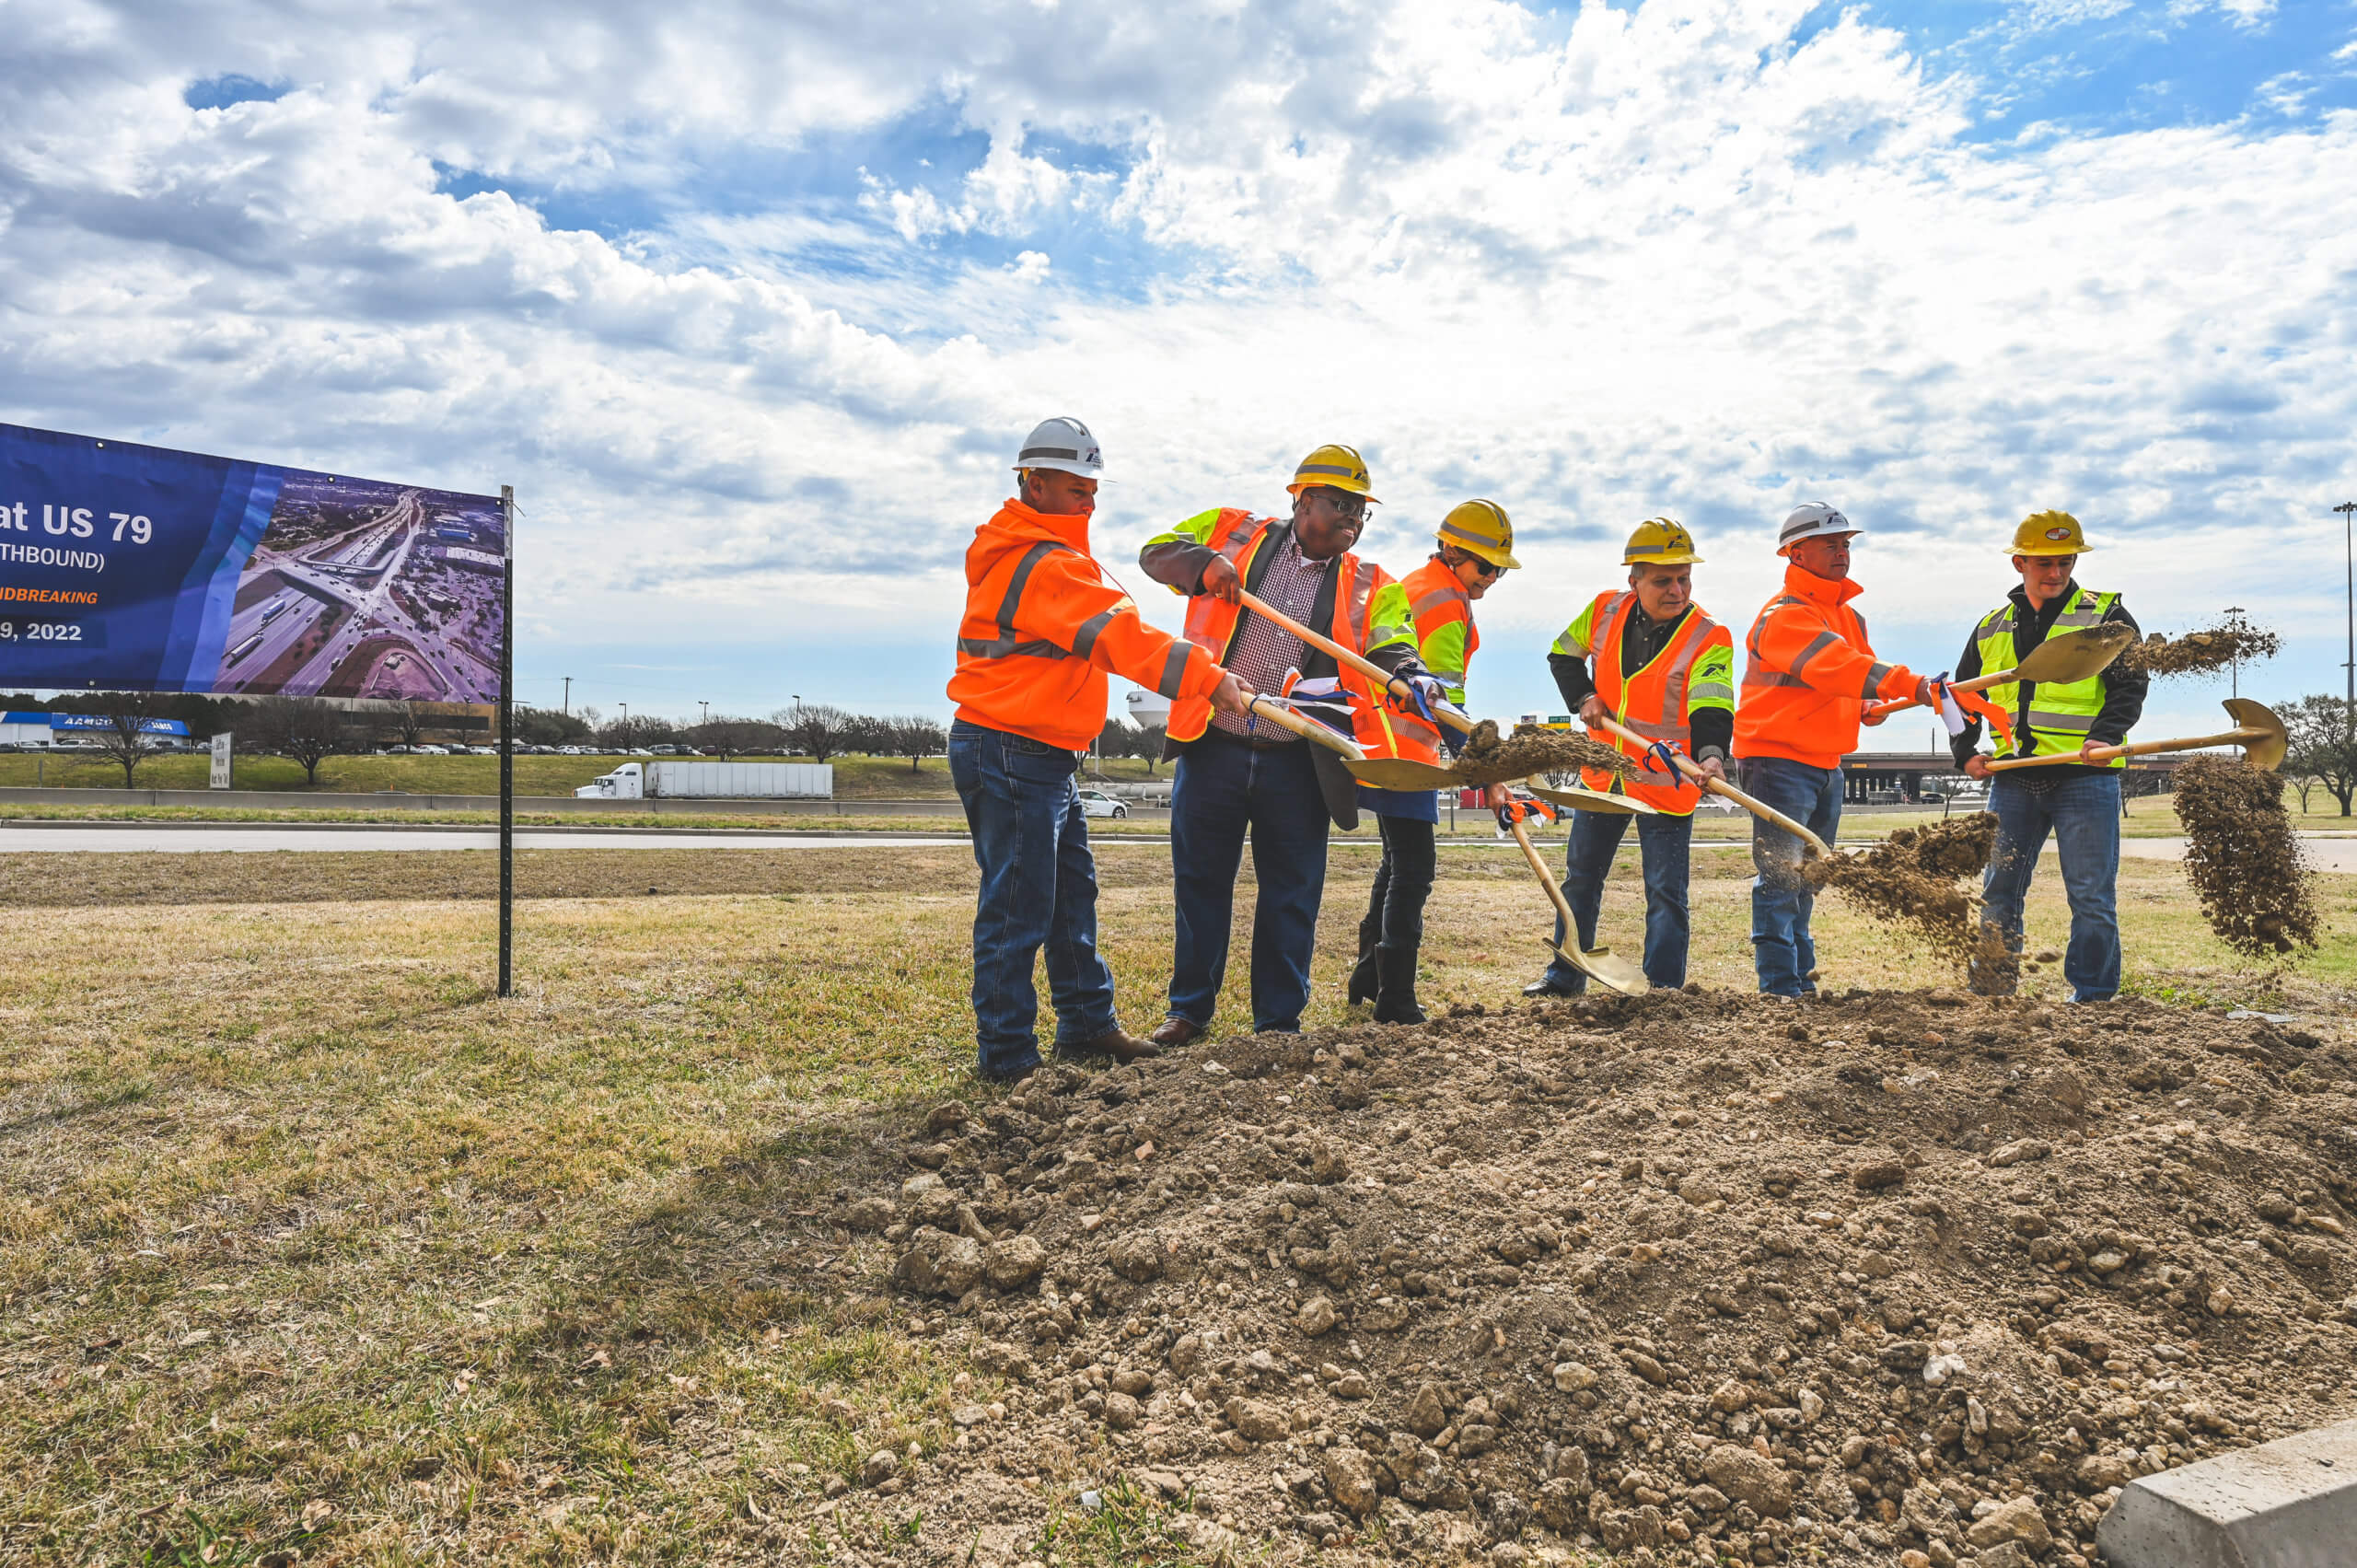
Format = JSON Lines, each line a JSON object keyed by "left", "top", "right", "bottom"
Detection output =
{"left": 248, "top": 697, "right": 357, "bottom": 786}
{"left": 381, "top": 701, "right": 427, "bottom": 749}
{"left": 85, "top": 691, "right": 173, "bottom": 788}
{"left": 691, "top": 716, "right": 779, "bottom": 761}
{"left": 774, "top": 703, "right": 856, "bottom": 762}
{"left": 888, "top": 715, "right": 947, "bottom": 772}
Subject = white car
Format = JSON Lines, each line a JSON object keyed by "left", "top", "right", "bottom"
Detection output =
{"left": 1076, "top": 788, "right": 1128, "bottom": 819}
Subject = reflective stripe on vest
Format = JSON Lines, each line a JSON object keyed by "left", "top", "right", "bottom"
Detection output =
{"left": 1741, "top": 596, "right": 1810, "bottom": 690}
{"left": 1595, "top": 592, "right": 1717, "bottom": 744}
{"left": 1973, "top": 587, "right": 2122, "bottom": 764}
{"left": 957, "top": 540, "right": 1074, "bottom": 661}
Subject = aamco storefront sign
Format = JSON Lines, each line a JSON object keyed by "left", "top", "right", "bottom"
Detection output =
{"left": 0, "top": 711, "right": 192, "bottom": 748}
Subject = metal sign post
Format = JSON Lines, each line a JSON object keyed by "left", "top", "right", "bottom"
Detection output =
{"left": 498, "top": 485, "right": 515, "bottom": 999}
{"left": 209, "top": 732, "right": 233, "bottom": 790}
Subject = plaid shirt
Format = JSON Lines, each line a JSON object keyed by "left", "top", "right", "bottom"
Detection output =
{"left": 1209, "top": 532, "right": 1332, "bottom": 740}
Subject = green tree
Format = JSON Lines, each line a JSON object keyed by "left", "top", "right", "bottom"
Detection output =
{"left": 2282, "top": 693, "right": 2357, "bottom": 817}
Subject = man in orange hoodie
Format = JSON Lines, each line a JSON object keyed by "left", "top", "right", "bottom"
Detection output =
{"left": 1733, "top": 503, "right": 1934, "bottom": 997}
{"left": 947, "top": 417, "right": 1246, "bottom": 1083}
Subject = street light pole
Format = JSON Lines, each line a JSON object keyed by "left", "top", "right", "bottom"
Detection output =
{"left": 2223, "top": 606, "right": 2247, "bottom": 699}
{"left": 2338, "top": 501, "right": 2357, "bottom": 741}
{"left": 700, "top": 700, "right": 711, "bottom": 726}
{"left": 562, "top": 676, "right": 572, "bottom": 714}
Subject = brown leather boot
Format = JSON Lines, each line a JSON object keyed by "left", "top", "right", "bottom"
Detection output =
{"left": 1147, "top": 1016, "right": 1203, "bottom": 1050}
{"left": 1058, "top": 1026, "right": 1162, "bottom": 1064}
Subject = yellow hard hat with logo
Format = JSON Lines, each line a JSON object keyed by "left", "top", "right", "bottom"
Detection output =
{"left": 1288, "top": 443, "right": 1379, "bottom": 504}
{"left": 1436, "top": 499, "right": 1520, "bottom": 571}
{"left": 1623, "top": 517, "right": 1702, "bottom": 565}
{"left": 2010, "top": 510, "right": 2092, "bottom": 555}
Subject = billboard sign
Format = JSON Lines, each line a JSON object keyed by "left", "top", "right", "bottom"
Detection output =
{"left": 0, "top": 423, "right": 505, "bottom": 700}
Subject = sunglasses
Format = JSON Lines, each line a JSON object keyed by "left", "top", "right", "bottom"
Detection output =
{"left": 1313, "top": 487, "right": 1367, "bottom": 520}
{"left": 1465, "top": 557, "right": 1502, "bottom": 578}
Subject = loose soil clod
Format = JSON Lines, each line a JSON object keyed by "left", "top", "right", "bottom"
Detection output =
{"left": 1453, "top": 722, "right": 1633, "bottom": 788}
{"left": 2118, "top": 624, "right": 2283, "bottom": 679}
{"left": 843, "top": 991, "right": 2357, "bottom": 1567}
{"left": 1804, "top": 817, "right": 1999, "bottom": 969}
{"left": 2173, "top": 756, "right": 2319, "bottom": 957}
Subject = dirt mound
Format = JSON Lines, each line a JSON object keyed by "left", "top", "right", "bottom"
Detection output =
{"left": 2174, "top": 757, "right": 2320, "bottom": 958}
{"left": 1455, "top": 722, "right": 1632, "bottom": 787}
{"left": 1805, "top": 818, "right": 1999, "bottom": 969}
{"left": 2119, "top": 625, "right": 2282, "bottom": 679}
{"left": 818, "top": 992, "right": 2357, "bottom": 1567}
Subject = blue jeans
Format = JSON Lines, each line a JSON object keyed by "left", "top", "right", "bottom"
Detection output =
{"left": 1979, "top": 771, "right": 2122, "bottom": 1002}
{"left": 949, "top": 721, "right": 1117, "bottom": 1080}
{"left": 1538, "top": 808, "right": 1694, "bottom": 992}
{"left": 1167, "top": 734, "right": 1330, "bottom": 1033}
{"left": 1745, "top": 757, "right": 1845, "bottom": 996}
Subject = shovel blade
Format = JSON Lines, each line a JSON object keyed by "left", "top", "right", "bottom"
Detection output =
{"left": 2222, "top": 698, "right": 2288, "bottom": 771}
{"left": 1526, "top": 783, "right": 1661, "bottom": 816}
{"left": 1344, "top": 757, "right": 1464, "bottom": 790}
{"left": 2009, "top": 622, "right": 2135, "bottom": 685}
{"left": 1543, "top": 939, "right": 1650, "bottom": 996}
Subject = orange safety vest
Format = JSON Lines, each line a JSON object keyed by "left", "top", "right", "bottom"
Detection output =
{"left": 1577, "top": 590, "right": 1729, "bottom": 815}
{"left": 1401, "top": 556, "right": 1478, "bottom": 695}
{"left": 1166, "top": 509, "right": 1442, "bottom": 769}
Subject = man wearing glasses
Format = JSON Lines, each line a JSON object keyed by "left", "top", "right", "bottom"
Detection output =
{"left": 1138, "top": 445, "right": 1442, "bottom": 1045}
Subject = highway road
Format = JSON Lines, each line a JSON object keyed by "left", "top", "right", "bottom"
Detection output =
{"left": 0, "top": 824, "right": 2351, "bottom": 866}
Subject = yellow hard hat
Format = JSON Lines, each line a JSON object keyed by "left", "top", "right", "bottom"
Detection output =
{"left": 1288, "top": 443, "right": 1379, "bottom": 505}
{"left": 1624, "top": 517, "right": 1702, "bottom": 565}
{"left": 1437, "top": 499, "right": 1520, "bottom": 571}
{"left": 2010, "top": 510, "right": 2092, "bottom": 555}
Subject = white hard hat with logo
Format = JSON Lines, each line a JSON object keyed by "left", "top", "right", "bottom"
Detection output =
{"left": 1777, "top": 501, "right": 1858, "bottom": 553}
{"left": 1014, "top": 416, "right": 1104, "bottom": 479}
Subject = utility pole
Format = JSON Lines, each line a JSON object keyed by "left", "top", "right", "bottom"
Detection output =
{"left": 2223, "top": 606, "right": 2247, "bottom": 698}
{"left": 562, "top": 676, "right": 572, "bottom": 714}
{"left": 2338, "top": 500, "right": 2356, "bottom": 741}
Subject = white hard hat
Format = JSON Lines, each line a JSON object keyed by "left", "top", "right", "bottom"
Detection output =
{"left": 1014, "top": 416, "right": 1104, "bottom": 479}
{"left": 1778, "top": 501, "right": 1858, "bottom": 552}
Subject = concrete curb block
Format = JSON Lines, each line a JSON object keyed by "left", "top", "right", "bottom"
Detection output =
{"left": 2097, "top": 1415, "right": 2357, "bottom": 1567}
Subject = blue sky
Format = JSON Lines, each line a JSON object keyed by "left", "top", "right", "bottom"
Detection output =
{"left": 3, "top": 0, "right": 2352, "bottom": 737}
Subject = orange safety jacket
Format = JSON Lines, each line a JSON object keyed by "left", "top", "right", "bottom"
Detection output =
{"left": 1575, "top": 590, "right": 1735, "bottom": 815}
{"left": 1733, "top": 563, "right": 1920, "bottom": 770}
{"left": 1161, "top": 509, "right": 1441, "bottom": 768}
{"left": 947, "top": 498, "right": 1225, "bottom": 751}
{"left": 1401, "top": 556, "right": 1477, "bottom": 707}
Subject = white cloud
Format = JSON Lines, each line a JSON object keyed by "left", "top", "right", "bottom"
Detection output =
{"left": 0, "top": 0, "right": 2350, "bottom": 726}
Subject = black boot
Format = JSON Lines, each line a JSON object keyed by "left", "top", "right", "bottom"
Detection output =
{"left": 1346, "top": 908, "right": 1383, "bottom": 1005}
{"left": 1372, "top": 944, "right": 1427, "bottom": 1025}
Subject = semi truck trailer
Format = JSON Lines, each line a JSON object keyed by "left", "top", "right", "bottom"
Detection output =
{"left": 574, "top": 761, "right": 833, "bottom": 800}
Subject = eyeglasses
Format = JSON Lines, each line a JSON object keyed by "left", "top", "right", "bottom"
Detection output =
{"left": 1315, "top": 488, "right": 1367, "bottom": 520}
{"left": 1466, "top": 557, "right": 1502, "bottom": 578}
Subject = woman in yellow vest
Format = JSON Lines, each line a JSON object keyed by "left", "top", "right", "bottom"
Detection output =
{"left": 1525, "top": 519, "right": 1735, "bottom": 997}
{"left": 1344, "top": 501, "right": 1518, "bottom": 1022}
{"left": 1950, "top": 512, "right": 2146, "bottom": 1002}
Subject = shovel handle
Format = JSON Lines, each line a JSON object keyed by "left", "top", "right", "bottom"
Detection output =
{"left": 1983, "top": 727, "right": 2263, "bottom": 772}
{"left": 1237, "top": 588, "right": 1478, "bottom": 737}
{"left": 1508, "top": 809, "right": 1581, "bottom": 932}
{"left": 1587, "top": 710, "right": 1831, "bottom": 857}
{"left": 1864, "top": 665, "right": 2012, "bottom": 722}
{"left": 1238, "top": 693, "right": 1367, "bottom": 761}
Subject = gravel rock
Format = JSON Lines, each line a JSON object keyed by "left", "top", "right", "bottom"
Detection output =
{"left": 1966, "top": 1496, "right": 2051, "bottom": 1553}
{"left": 1322, "top": 1446, "right": 1379, "bottom": 1516}
{"left": 893, "top": 1227, "right": 982, "bottom": 1297}
{"left": 1402, "top": 1382, "right": 1447, "bottom": 1439}
{"left": 1225, "top": 1397, "right": 1291, "bottom": 1444}
{"left": 1295, "top": 1294, "right": 1338, "bottom": 1336}
{"left": 1106, "top": 1233, "right": 1162, "bottom": 1282}
{"left": 1702, "top": 1444, "right": 1794, "bottom": 1518}
{"left": 1103, "top": 1391, "right": 1140, "bottom": 1431}
{"left": 981, "top": 1235, "right": 1048, "bottom": 1290}
{"left": 861, "top": 1449, "right": 900, "bottom": 1487}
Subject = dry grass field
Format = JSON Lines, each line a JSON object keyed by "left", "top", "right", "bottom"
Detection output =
{"left": 2, "top": 842, "right": 2351, "bottom": 1564}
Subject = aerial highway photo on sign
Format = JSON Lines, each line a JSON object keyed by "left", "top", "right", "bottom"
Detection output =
{"left": 215, "top": 472, "right": 505, "bottom": 703}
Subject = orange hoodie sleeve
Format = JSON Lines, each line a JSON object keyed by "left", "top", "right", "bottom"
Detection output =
{"left": 1005, "top": 550, "right": 1225, "bottom": 700}
{"left": 1752, "top": 600, "right": 1917, "bottom": 703}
